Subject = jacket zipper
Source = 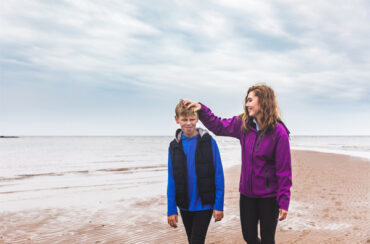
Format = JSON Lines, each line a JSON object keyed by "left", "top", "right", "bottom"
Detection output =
{"left": 250, "top": 132, "right": 260, "bottom": 196}
{"left": 256, "top": 134, "right": 262, "bottom": 151}
{"left": 264, "top": 166, "right": 270, "bottom": 190}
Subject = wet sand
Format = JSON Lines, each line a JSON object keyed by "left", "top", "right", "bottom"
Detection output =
{"left": 0, "top": 150, "right": 369, "bottom": 243}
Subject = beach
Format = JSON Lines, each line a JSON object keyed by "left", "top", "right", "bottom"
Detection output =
{"left": 1, "top": 149, "right": 369, "bottom": 244}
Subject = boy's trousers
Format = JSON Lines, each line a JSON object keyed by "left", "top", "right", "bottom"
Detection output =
{"left": 180, "top": 209, "right": 213, "bottom": 244}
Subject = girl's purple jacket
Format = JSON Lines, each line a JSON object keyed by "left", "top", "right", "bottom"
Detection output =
{"left": 198, "top": 104, "right": 292, "bottom": 211}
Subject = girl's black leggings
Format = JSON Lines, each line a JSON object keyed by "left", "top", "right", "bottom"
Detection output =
{"left": 240, "top": 194, "right": 280, "bottom": 244}
{"left": 180, "top": 209, "right": 213, "bottom": 244}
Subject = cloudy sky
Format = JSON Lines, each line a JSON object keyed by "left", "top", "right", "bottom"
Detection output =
{"left": 1, "top": 0, "right": 369, "bottom": 136}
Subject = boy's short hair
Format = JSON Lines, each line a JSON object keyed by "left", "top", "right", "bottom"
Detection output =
{"left": 175, "top": 99, "right": 198, "bottom": 117}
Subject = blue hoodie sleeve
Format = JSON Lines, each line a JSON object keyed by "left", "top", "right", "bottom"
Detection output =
{"left": 167, "top": 148, "right": 178, "bottom": 216}
{"left": 211, "top": 139, "right": 224, "bottom": 211}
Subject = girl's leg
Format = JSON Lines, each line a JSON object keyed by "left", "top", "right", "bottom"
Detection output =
{"left": 240, "top": 194, "right": 260, "bottom": 244}
{"left": 189, "top": 209, "right": 213, "bottom": 244}
{"left": 258, "top": 197, "right": 279, "bottom": 244}
{"left": 180, "top": 210, "right": 194, "bottom": 243}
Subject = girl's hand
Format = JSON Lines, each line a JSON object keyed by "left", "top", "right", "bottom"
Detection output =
{"left": 168, "top": 214, "right": 178, "bottom": 228}
{"left": 213, "top": 210, "right": 224, "bottom": 222}
{"left": 278, "top": 209, "right": 288, "bottom": 221}
{"left": 183, "top": 100, "right": 201, "bottom": 112}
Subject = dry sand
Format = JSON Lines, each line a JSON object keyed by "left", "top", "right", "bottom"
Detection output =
{"left": 0, "top": 150, "right": 369, "bottom": 243}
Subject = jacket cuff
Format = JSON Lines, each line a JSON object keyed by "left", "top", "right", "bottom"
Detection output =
{"left": 213, "top": 202, "right": 224, "bottom": 211}
{"left": 278, "top": 197, "right": 290, "bottom": 211}
{"left": 213, "top": 206, "right": 223, "bottom": 211}
{"left": 198, "top": 103, "right": 208, "bottom": 116}
{"left": 167, "top": 209, "right": 178, "bottom": 216}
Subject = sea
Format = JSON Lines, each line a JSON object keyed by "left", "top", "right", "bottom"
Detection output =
{"left": 0, "top": 135, "right": 369, "bottom": 211}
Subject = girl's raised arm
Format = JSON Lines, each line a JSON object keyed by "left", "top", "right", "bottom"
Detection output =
{"left": 184, "top": 100, "right": 242, "bottom": 139}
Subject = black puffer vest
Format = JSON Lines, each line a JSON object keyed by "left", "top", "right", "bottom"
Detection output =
{"left": 169, "top": 129, "right": 216, "bottom": 209}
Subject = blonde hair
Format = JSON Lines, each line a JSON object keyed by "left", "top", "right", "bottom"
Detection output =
{"left": 238, "top": 84, "right": 281, "bottom": 134}
{"left": 175, "top": 99, "right": 197, "bottom": 117}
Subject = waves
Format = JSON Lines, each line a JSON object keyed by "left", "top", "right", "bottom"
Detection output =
{"left": 0, "top": 163, "right": 167, "bottom": 184}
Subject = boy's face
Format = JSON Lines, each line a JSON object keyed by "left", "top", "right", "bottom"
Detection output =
{"left": 175, "top": 114, "right": 199, "bottom": 137}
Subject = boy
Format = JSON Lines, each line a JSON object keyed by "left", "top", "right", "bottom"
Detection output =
{"left": 167, "top": 100, "right": 224, "bottom": 244}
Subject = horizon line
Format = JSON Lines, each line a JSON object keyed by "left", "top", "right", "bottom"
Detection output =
{"left": 1, "top": 134, "right": 370, "bottom": 137}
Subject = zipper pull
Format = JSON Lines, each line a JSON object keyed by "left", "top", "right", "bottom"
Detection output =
{"left": 256, "top": 134, "right": 262, "bottom": 151}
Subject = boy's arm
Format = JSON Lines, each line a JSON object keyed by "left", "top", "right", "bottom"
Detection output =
{"left": 198, "top": 104, "right": 242, "bottom": 139}
{"left": 167, "top": 148, "right": 178, "bottom": 216}
{"left": 212, "top": 139, "right": 224, "bottom": 212}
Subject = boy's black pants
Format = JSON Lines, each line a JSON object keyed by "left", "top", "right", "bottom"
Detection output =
{"left": 180, "top": 209, "right": 213, "bottom": 244}
{"left": 240, "top": 194, "right": 279, "bottom": 244}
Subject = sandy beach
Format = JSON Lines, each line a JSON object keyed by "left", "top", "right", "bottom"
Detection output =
{"left": 1, "top": 150, "right": 369, "bottom": 244}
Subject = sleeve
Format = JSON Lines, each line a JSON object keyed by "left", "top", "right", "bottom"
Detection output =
{"left": 211, "top": 139, "right": 225, "bottom": 211}
{"left": 198, "top": 104, "right": 242, "bottom": 139}
{"left": 167, "top": 148, "right": 178, "bottom": 216}
{"left": 275, "top": 130, "right": 292, "bottom": 211}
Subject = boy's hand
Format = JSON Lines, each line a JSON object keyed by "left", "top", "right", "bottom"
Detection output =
{"left": 213, "top": 210, "right": 223, "bottom": 222}
{"left": 183, "top": 100, "right": 201, "bottom": 112}
{"left": 168, "top": 214, "right": 178, "bottom": 228}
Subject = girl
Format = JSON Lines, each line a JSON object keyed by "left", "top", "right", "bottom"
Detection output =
{"left": 185, "top": 84, "right": 292, "bottom": 244}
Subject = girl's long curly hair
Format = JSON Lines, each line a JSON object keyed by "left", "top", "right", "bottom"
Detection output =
{"left": 238, "top": 84, "right": 281, "bottom": 134}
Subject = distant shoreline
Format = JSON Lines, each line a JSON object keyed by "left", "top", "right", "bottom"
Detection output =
{"left": 0, "top": 136, "right": 19, "bottom": 138}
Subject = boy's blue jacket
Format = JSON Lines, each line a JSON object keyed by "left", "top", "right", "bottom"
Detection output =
{"left": 167, "top": 128, "right": 225, "bottom": 216}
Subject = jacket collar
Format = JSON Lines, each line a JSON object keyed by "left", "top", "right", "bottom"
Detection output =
{"left": 175, "top": 128, "right": 209, "bottom": 142}
{"left": 247, "top": 119, "right": 290, "bottom": 135}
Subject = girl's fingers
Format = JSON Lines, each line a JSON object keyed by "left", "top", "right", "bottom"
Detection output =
{"left": 183, "top": 100, "right": 194, "bottom": 107}
{"left": 182, "top": 99, "right": 192, "bottom": 105}
{"left": 278, "top": 209, "right": 288, "bottom": 221}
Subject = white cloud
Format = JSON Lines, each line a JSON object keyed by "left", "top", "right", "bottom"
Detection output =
{"left": 1, "top": 0, "right": 369, "bottom": 135}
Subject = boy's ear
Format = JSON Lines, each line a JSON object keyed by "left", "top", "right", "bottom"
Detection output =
{"left": 174, "top": 116, "right": 179, "bottom": 124}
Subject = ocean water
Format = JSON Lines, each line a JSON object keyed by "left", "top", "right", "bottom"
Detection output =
{"left": 0, "top": 135, "right": 369, "bottom": 211}
{"left": 0, "top": 136, "right": 172, "bottom": 211}
{"left": 290, "top": 136, "right": 370, "bottom": 160}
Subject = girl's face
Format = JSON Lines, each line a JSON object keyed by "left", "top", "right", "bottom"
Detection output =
{"left": 245, "top": 91, "right": 261, "bottom": 119}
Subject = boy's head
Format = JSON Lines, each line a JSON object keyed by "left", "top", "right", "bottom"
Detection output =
{"left": 175, "top": 100, "right": 199, "bottom": 137}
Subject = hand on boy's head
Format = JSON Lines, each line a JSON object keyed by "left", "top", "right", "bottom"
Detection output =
{"left": 182, "top": 99, "right": 201, "bottom": 112}
{"left": 168, "top": 215, "right": 178, "bottom": 228}
{"left": 213, "top": 210, "right": 224, "bottom": 222}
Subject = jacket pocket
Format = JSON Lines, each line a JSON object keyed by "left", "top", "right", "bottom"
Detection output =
{"left": 264, "top": 167, "right": 270, "bottom": 190}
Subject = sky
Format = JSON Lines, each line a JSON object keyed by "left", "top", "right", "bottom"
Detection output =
{"left": 1, "top": 0, "right": 369, "bottom": 136}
